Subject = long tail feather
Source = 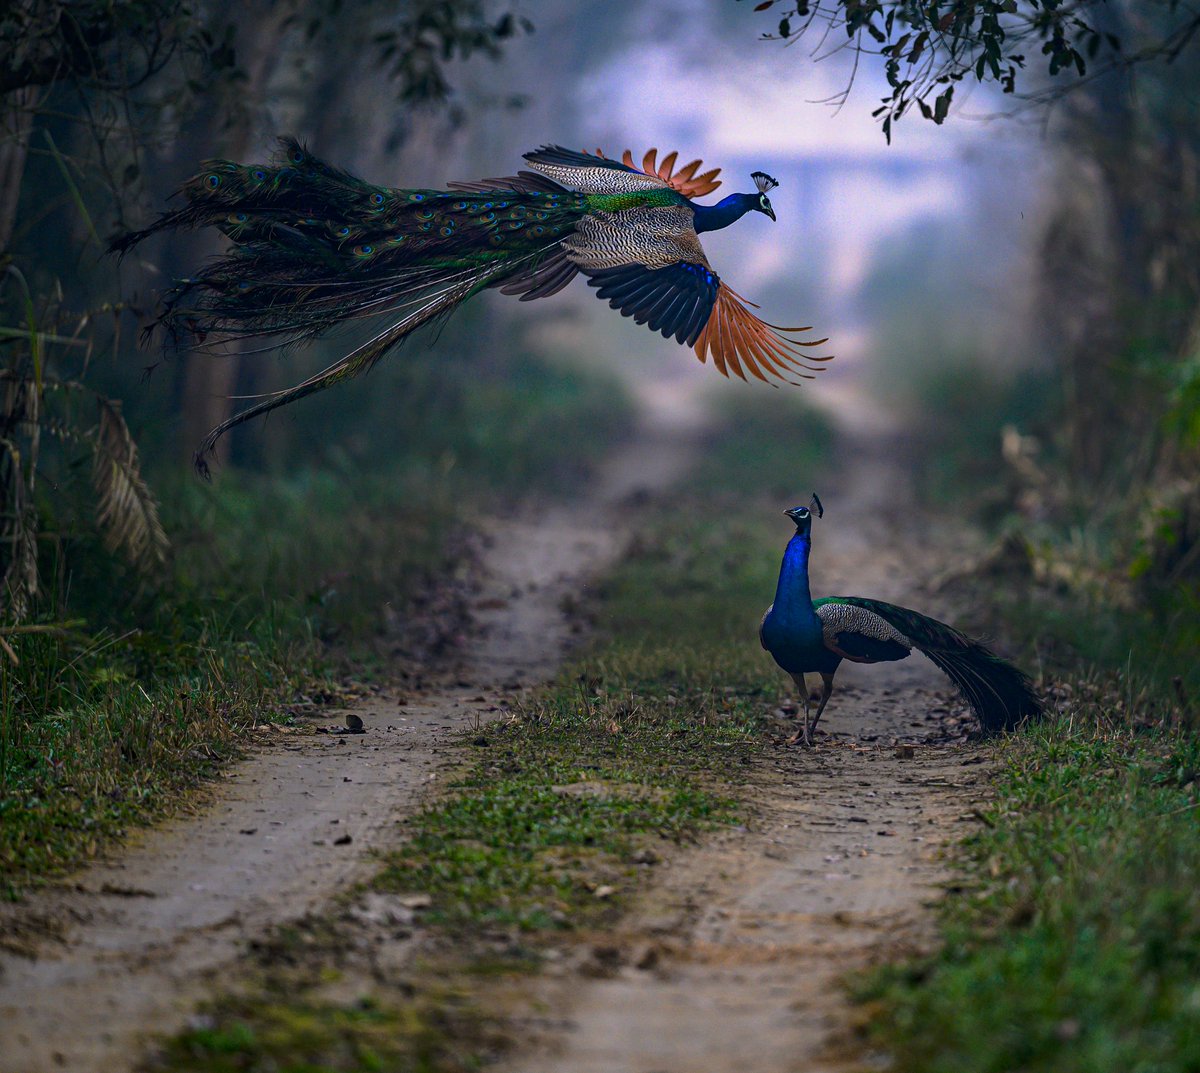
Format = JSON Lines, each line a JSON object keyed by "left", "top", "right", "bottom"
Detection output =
{"left": 111, "top": 138, "right": 587, "bottom": 469}
{"left": 832, "top": 596, "right": 1043, "bottom": 733}
{"left": 191, "top": 272, "right": 487, "bottom": 477}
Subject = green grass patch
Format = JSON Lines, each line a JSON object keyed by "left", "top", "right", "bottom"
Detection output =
{"left": 157, "top": 989, "right": 498, "bottom": 1073}
{"left": 144, "top": 387, "right": 835, "bottom": 1069}
{"left": 377, "top": 696, "right": 749, "bottom": 932}
{"left": 1, "top": 353, "right": 633, "bottom": 894}
{"left": 858, "top": 675, "right": 1200, "bottom": 1073}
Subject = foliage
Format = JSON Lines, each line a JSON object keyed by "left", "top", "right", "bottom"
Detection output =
{"left": 0, "top": 0, "right": 531, "bottom": 106}
{"left": 858, "top": 685, "right": 1200, "bottom": 1073}
{"left": 742, "top": 0, "right": 1200, "bottom": 140}
{"left": 0, "top": 352, "right": 633, "bottom": 893}
{"left": 0, "top": 273, "right": 167, "bottom": 619}
{"left": 145, "top": 393, "right": 835, "bottom": 1071}
{"left": 314, "top": 0, "right": 534, "bottom": 111}
{"left": 0, "top": 1, "right": 223, "bottom": 97}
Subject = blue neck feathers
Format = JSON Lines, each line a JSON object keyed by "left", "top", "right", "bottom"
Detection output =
{"left": 772, "top": 531, "right": 816, "bottom": 621}
{"left": 691, "top": 193, "right": 757, "bottom": 234}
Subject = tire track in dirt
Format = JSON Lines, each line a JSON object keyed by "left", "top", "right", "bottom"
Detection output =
{"left": 498, "top": 431, "right": 995, "bottom": 1073}
{"left": 0, "top": 375, "right": 707, "bottom": 1073}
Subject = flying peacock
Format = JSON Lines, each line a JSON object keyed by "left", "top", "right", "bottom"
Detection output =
{"left": 760, "top": 496, "right": 1043, "bottom": 746}
{"left": 113, "top": 139, "right": 831, "bottom": 473}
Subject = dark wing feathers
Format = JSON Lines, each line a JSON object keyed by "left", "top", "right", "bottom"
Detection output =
{"left": 818, "top": 596, "right": 1043, "bottom": 733}
{"left": 522, "top": 145, "right": 641, "bottom": 174}
{"left": 446, "top": 170, "right": 568, "bottom": 194}
{"left": 584, "top": 262, "right": 717, "bottom": 345}
{"left": 829, "top": 631, "right": 910, "bottom": 663}
{"left": 498, "top": 249, "right": 579, "bottom": 301}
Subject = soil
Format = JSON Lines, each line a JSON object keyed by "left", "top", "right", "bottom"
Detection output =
{"left": 495, "top": 427, "right": 992, "bottom": 1073}
{"left": 0, "top": 379, "right": 994, "bottom": 1073}
{"left": 0, "top": 375, "right": 706, "bottom": 1073}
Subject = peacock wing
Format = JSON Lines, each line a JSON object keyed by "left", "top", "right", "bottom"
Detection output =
{"left": 606, "top": 148, "right": 722, "bottom": 198}
{"left": 692, "top": 284, "right": 834, "bottom": 384}
{"left": 522, "top": 145, "right": 673, "bottom": 194}
{"left": 813, "top": 600, "right": 913, "bottom": 664}
{"left": 759, "top": 606, "right": 773, "bottom": 651}
{"left": 497, "top": 248, "right": 579, "bottom": 302}
{"left": 819, "top": 595, "right": 1044, "bottom": 732}
{"left": 562, "top": 203, "right": 833, "bottom": 381}
{"left": 522, "top": 145, "right": 722, "bottom": 199}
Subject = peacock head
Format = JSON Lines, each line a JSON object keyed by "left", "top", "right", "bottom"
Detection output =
{"left": 751, "top": 171, "right": 779, "bottom": 221}
{"left": 784, "top": 493, "right": 824, "bottom": 533}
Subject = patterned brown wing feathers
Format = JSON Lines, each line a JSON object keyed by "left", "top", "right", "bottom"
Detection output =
{"left": 693, "top": 286, "right": 832, "bottom": 385}
{"left": 590, "top": 147, "right": 723, "bottom": 198}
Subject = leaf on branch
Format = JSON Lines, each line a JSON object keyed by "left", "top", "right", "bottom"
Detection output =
{"left": 934, "top": 86, "right": 953, "bottom": 123}
{"left": 754, "top": 1, "right": 775, "bottom": 9}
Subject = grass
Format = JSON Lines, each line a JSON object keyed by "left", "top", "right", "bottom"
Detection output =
{"left": 146, "top": 387, "right": 837, "bottom": 1071}
{"left": 159, "top": 990, "right": 500, "bottom": 1073}
{"left": 858, "top": 676, "right": 1200, "bottom": 1073}
{"left": 374, "top": 659, "right": 756, "bottom": 933}
{"left": 0, "top": 352, "right": 633, "bottom": 896}
{"left": 686, "top": 384, "right": 836, "bottom": 502}
{"left": 854, "top": 360, "right": 1200, "bottom": 1071}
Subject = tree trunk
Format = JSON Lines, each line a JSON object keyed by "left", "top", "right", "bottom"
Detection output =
{"left": 0, "top": 88, "right": 37, "bottom": 255}
{"left": 178, "top": 4, "right": 295, "bottom": 466}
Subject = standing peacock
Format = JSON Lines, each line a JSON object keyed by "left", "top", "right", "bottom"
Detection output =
{"left": 113, "top": 140, "right": 831, "bottom": 472}
{"left": 760, "top": 496, "right": 1043, "bottom": 746}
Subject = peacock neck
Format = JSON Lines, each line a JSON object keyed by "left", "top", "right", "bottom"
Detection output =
{"left": 691, "top": 194, "right": 754, "bottom": 234}
{"left": 772, "top": 531, "right": 817, "bottom": 621}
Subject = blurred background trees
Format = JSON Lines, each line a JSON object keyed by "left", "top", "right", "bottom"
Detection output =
{"left": 2, "top": 0, "right": 1198, "bottom": 884}
{"left": 739, "top": 0, "right": 1200, "bottom": 667}
{"left": 1, "top": 0, "right": 1198, "bottom": 659}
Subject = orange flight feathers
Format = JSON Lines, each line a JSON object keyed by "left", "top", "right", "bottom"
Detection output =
{"left": 692, "top": 286, "right": 833, "bottom": 385}
{"left": 593, "top": 146, "right": 723, "bottom": 198}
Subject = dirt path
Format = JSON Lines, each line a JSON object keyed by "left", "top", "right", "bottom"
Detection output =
{"left": 499, "top": 431, "right": 992, "bottom": 1073}
{"left": 0, "top": 376, "right": 707, "bottom": 1073}
{"left": 1, "top": 385, "right": 992, "bottom": 1073}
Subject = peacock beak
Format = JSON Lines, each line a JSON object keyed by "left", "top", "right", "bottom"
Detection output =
{"left": 763, "top": 204, "right": 776, "bottom": 222}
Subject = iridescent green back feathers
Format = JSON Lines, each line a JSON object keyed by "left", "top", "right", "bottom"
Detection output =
{"left": 114, "top": 139, "right": 588, "bottom": 472}
{"left": 114, "top": 138, "right": 830, "bottom": 472}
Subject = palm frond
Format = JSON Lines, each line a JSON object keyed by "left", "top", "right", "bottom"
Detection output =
{"left": 90, "top": 399, "right": 168, "bottom": 570}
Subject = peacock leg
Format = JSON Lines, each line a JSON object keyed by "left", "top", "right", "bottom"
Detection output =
{"left": 784, "top": 673, "right": 810, "bottom": 746}
{"left": 805, "top": 672, "right": 837, "bottom": 745}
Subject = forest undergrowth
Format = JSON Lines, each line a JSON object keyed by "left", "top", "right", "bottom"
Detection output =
{"left": 146, "top": 393, "right": 836, "bottom": 1072}
{"left": 0, "top": 354, "right": 631, "bottom": 897}
{"left": 858, "top": 366, "right": 1200, "bottom": 1073}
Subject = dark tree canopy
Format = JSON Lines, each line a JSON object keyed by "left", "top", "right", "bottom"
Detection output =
{"left": 742, "top": 0, "right": 1200, "bottom": 140}
{"left": 0, "top": 1, "right": 531, "bottom": 105}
